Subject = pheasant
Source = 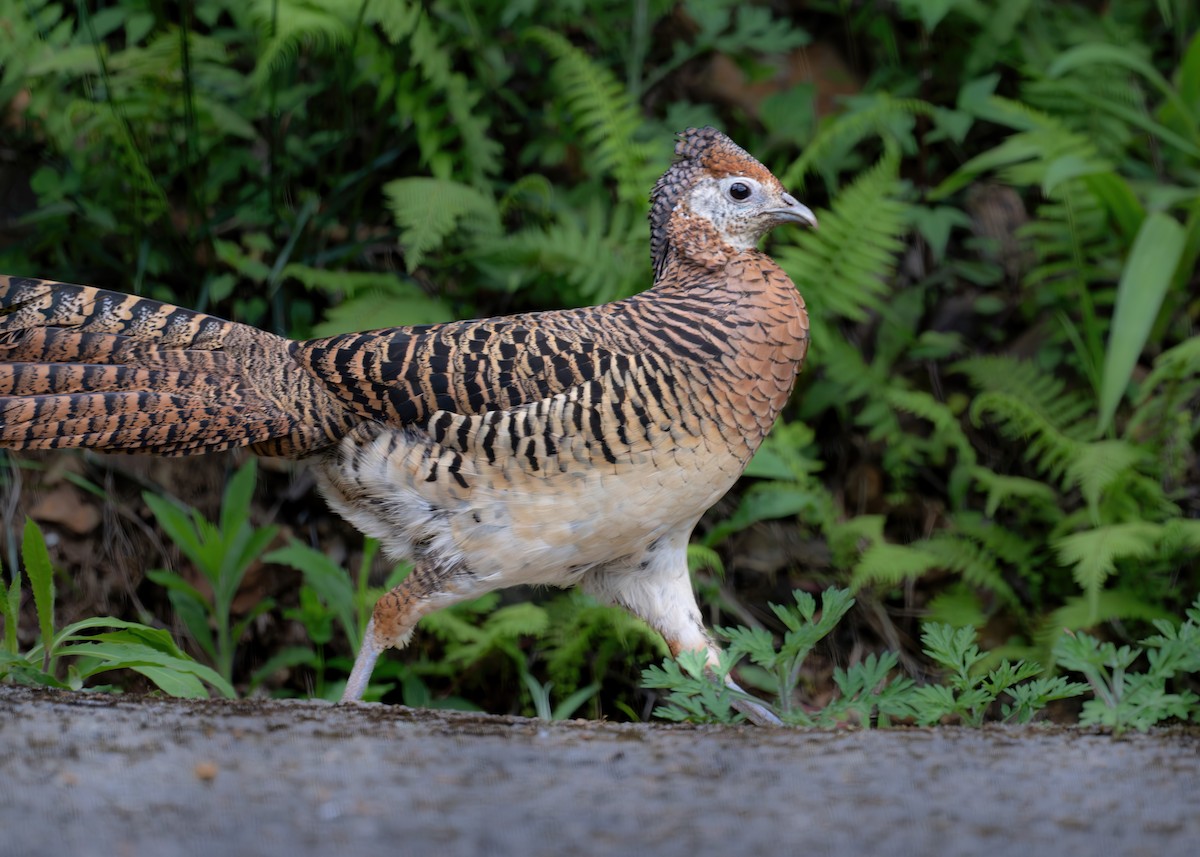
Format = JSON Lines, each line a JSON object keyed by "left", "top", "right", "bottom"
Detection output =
{"left": 0, "top": 127, "right": 814, "bottom": 724}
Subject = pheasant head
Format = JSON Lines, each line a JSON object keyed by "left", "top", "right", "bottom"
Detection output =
{"left": 649, "top": 127, "right": 816, "bottom": 279}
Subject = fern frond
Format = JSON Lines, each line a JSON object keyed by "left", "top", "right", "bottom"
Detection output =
{"left": 782, "top": 94, "right": 937, "bottom": 188}
{"left": 968, "top": 465, "right": 1060, "bottom": 518}
{"left": 920, "top": 533, "right": 1021, "bottom": 608}
{"left": 954, "top": 512, "right": 1039, "bottom": 574}
{"left": 970, "top": 391, "right": 1085, "bottom": 486}
{"left": 744, "top": 419, "right": 823, "bottom": 482}
{"left": 250, "top": 0, "right": 357, "bottom": 78}
{"left": 1128, "top": 336, "right": 1200, "bottom": 480}
{"left": 63, "top": 100, "right": 170, "bottom": 226}
{"left": 1162, "top": 519, "right": 1200, "bottom": 554}
{"left": 1138, "top": 336, "right": 1200, "bottom": 397}
{"left": 955, "top": 356, "right": 1092, "bottom": 432}
{"left": 281, "top": 265, "right": 453, "bottom": 335}
{"left": 281, "top": 265, "right": 407, "bottom": 297}
{"left": 489, "top": 195, "right": 645, "bottom": 304}
{"left": 962, "top": 358, "right": 1165, "bottom": 517}
{"left": 1021, "top": 76, "right": 1137, "bottom": 162}
{"left": 826, "top": 515, "right": 886, "bottom": 570}
{"left": 776, "top": 154, "right": 910, "bottom": 324}
{"left": 934, "top": 96, "right": 1113, "bottom": 199}
{"left": 806, "top": 332, "right": 929, "bottom": 487}
{"left": 1020, "top": 185, "right": 1121, "bottom": 293}
{"left": 369, "top": 3, "right": 500, "bottom": 184}
{"left": 363, "top": 0, "right": 423, "bottom": 44}
{"left": 1038, "top": 590, "right": 1175, "bottom": 643}
{"left": 850, "top": 542, "right": 942, "bottom": 590}
{"left": 382, "top": 177, "right": 502, "bottom": 271}
{"left": 1053, "top": 522, "right": 1162, "bottom": 620}
{"left": 885, "top": 387, "right": 976, "bottom": 468}
{"left": 1064, "top": 440, "right": 1149, "bottom": 524}
{"left": 545, "top": 591, "right": 667, "bottom": 694}
{"left": 526, "top": 27, "right": 657, "bottom": 205}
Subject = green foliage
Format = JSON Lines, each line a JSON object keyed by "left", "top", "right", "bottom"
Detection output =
{"left": 1053, "top": 599, "right": 1200, "bottom": 733}
{"left": 526, "top": 27, "right": 657, "bottom": 205}
{"left": 644, "top": 589, "right": 1091, "bottom": 728}
{"left": 251, "top": 537, "right": 385, "bottom": 699}
{"left": 145, "top": 459, "right": 279, "bottom": 683}
{"left": 908, "top": 624, "right": 1086, "bottom": 727}
{"left": 718, "top": 587, "right": 855, "bottom": 722}
{"left": 777, "top": 153, "right": 909, "bottom": 325}
{"left": 642, "top": 648, "right": 748, "bottom": 724}
{"left": 0, "top": 519, "right": 231, "bottom": 697}
{"left": 3, "top": 0, "right": 1198, "bottom": 720}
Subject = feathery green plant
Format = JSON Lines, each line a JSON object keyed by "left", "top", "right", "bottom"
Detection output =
{"left": 0, "top": 518, "right": 232, "bottom": 698}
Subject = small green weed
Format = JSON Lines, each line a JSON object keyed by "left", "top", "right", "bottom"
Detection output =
{"left": 644, "top": 587, "right": 1094, "bottom": 728}
{"left": 144, "top": 459, "right": 279, "bottom": 683}
{"left": 0, "top": 518, "right": 231, "bottom": 698}
{"left": 1053, "top": 600, "right": 1200, "bottom": 734}
{"left": 262, "top": 536, "right": 400, "bottom": 700}
{"left": 908, "top": 624, "right": 1088, "bottom": 727}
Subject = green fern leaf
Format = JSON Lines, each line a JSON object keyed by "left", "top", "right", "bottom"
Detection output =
{"left": 886, "top": 387, "right": 976, "bottom": 468}
{"left": 782, "top": 94, "right": 937, "bottom": 188}
{"left": 375, "top": 4, "right": 501, "bottom": 184}
{"left": 281, "top": 264, "right": 454, "bottom": 335}
{"left": 935, "top": 96, "right": 1112, "bottom": 198}
{"left": 851, "top": 542, "right": 943, "bottom": 590}
{"left": 776, "top": 154, "right": 910, "bottom": 324}
{"left": 1037, "top": 590, "right": 1175, "bottom": 644}
{"left": 956, "top": 356, "right": 1092, "bottom": 430}
{"left": 1138, "top": 336, "right": 1200, "bottom": 398}
{"left": 920, "top": 532, "right": 1021, "bottom": 608}
{"left": 826, "top": 515, "right": 886, "bottom": 570}
{"left": 968, "top": 466, "right": 1060, "bottom": 518}
{"left": 1053, "top": 522, "right": 1162, "bottom": 619}
{"left": 490, "top": 196, "right": 645, "bottom": 304}
{"left": 250, "top": 0, "right": 357, "bottom": 78}
{"left": 1065, "top": 440, "right": 1149, "bottom": 524}
{"left": 312, "top": 287, "right": 454, "bottom": 337}
{"left": 383, "top": 177, "right": 502, "bottom": 271}
{"left": 527, "top": 27, "right": 657, "bottom": 204}
{"left": 970, "top": 391, "right": 1085, "bottom": 486}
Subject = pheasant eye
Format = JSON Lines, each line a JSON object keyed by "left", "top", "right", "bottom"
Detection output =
{"left": 728, "top": 182, "right": 752, "bottom": 201}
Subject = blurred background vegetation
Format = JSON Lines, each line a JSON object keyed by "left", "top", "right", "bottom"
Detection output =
{"left": 0, "top": 0, "right": 1197, "bottom": 719}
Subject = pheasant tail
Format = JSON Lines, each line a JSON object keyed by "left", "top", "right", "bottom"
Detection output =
{"left": 0, "top": 275, "right": 353, "bottom": 456}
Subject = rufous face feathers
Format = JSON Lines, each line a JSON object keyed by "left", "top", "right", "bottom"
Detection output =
{"left": 649, "top": 127, "right": 816, "bottom": 277}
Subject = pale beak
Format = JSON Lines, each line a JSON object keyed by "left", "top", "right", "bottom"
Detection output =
{"left": 770, "top": 193, "right": 818, "bottom": 228}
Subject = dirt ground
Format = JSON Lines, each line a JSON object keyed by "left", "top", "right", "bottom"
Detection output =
{"left": 1, "top": 685, "right": 1198, "bottom": 857}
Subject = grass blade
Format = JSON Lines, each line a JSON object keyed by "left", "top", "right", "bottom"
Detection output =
{"left": 2, "top": 564, "right": 19, "bottom": 654}
{"left": 1097, "top": 212, "right": 1185, "bottom": 434}
{"left": 22, "top": 519, "right": 56, "bottom": 672}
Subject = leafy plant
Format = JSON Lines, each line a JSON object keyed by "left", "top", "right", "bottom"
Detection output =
{"left": 247, "top": 536, "right": 385, "bottom": 698}
{"left": 718, "top": 587, "right": 856, "bottom": 722}
{"left": 144, "top": 459, "right": 279, "bottom": 684}
{"left": 1053, "top": 600, "right": 1200, "bottom": 734}
{"left": 908, "top": 624, "right": 1086, "bottom": 727}
{"left": 644, "top": 589, "right": 1090, "bottom": 728}
{"left": 0, "top": 518, "right": 231, "bottom": 698}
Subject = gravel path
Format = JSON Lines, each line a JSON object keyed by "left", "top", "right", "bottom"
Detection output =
{"left": 2, "top": 685, "right": 1197, "bottom": 857}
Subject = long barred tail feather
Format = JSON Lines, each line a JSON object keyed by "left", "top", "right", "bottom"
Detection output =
{"left": 0, "top": 275, "right": 353, "bottom": 457}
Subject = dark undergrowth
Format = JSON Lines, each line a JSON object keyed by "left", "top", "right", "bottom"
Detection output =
{"left": 0, "top": 0, "right": 1198, "bottom": 727}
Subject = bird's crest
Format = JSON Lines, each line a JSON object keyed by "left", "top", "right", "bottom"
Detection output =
{"left": 649, "top": 127, "right": 777, "bottom": 278}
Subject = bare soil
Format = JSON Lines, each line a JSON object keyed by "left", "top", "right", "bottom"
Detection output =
{"left": 2, "top": 684, "right": 1198, "bottom": 857}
